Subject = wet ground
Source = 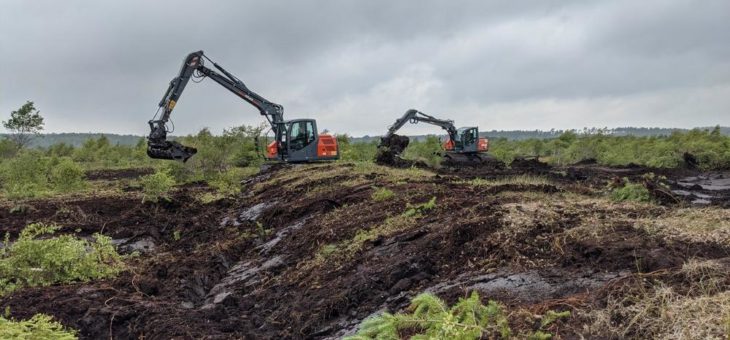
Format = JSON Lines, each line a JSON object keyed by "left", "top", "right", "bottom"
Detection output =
{"left": 0, "top": 162, "right": 728, "bottom": 339}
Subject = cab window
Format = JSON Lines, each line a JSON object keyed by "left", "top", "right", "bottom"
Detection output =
{"left": 462, "top": 128, "right": 477, "bottom": 146}
{"left": 289, "top": 121, "right": 314, "bottom": 151}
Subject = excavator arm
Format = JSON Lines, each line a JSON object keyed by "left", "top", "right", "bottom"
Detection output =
{"left": 147, "top": 50, "right": 285, "bottom": 161}
{"left": 384, "top": 109, "right": 458, "bottom": 142}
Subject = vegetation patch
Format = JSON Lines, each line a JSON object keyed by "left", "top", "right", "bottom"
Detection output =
{"left": 583, "top": 285, "right": 730, "bottom": 339}
{"left": 371, "top": 187, "right": 395, "bottom": 201}
{"left": 0, "top": 224, "right": 123, "bottom": 296}
{"left": 49, "top": 157, "right": 87, "bottom": 193}
{"left": 140, "top": 170, "right": 176, "bottom": 203}
{"left": 347, "top": 291, "right": 511, "bottom": 339}
{"left": 610, "top": 178, "right": 651, "bottom": 202}
{"left": 0, "top": 313, "right": 77, "bottom": 339}
{"left": 463, "top": 175, "right": 552, "bottom": 188}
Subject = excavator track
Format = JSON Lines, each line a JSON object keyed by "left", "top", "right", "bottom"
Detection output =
{"left": 442, "top": 152, "right": 505, "bottom": 169}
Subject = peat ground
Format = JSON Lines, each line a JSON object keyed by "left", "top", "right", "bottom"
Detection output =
{"left": 0, "top": 162, "right": 728, "bottom": 339}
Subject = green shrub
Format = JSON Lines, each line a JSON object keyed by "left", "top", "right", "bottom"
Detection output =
{"left": 49, "top": 158, "right": 86, "bottom": 192}
{"left": 209, "top": 167, "right": 255, "bottom": 196}
{"left": 140, "top": 170, "right": 175, "bottom": 203}
{"left": 371, "top": 187, "right": 395, "bottom": 201}
{"left": 346, "top": 291, "right": 510, "bottom": 339}
{"left": 0, "top": 313, "right": 77, "bottom": 339}
{"left": 611, "top": 178, "right": 651, "bottom": 202}
{"left": 0, "top": 152, "right": 49, "bottom": 199}
{"left": 0, "top": 223, "right": 123, "bottom": 296}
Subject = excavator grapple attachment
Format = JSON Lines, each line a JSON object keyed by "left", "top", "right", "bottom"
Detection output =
{"left": 147, "top": 140, "right": 197, "bottom": 162}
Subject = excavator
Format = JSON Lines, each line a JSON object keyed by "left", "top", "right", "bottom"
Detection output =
{"left": 376, "top": 109, "right": 490, "bottom": 166}
{"left": 147, "top": 51, "right": 338, "bottom": 163}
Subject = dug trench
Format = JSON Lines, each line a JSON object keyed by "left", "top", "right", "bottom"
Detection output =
{"left": 0, "top": 163, "right": 728, "bottom": 338}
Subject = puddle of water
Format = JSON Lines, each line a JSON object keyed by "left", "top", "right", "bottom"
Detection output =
{"left": 672, "top": 172, "right": 730, "bottom": 205}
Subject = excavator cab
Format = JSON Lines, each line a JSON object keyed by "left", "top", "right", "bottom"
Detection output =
{"left": 443, "top": 127, "right": 489, "bottom": 153}
{"left": 266, "top": 119, "right": 338, "bottom": 162}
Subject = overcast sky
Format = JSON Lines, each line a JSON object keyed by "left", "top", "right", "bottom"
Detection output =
{"left": 1, "top": 0, "right": 728, "bottom": 137}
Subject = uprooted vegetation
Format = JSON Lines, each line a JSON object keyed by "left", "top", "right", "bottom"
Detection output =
{"left": 0, "top": 162, "right": 728, "bottom": 338}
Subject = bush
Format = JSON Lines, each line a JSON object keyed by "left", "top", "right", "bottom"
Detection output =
{"left": 0, "top": 313, "right": 77, "bottom": 339}
{"left": 209, "top": 167, "right": 257, "bottom": 196}
{"left": 0, "top": 223, "right": 123, "bottom": 296}
{"left": 611, "top": 178, "right": 651, "bottom": 202}
{"left": 140, "top": 170, "right": 175, "bottom": 203}
{"left": 49, "top": 158, "right": 86, "bottom": 192}
{"left": 0, "top": 152, "right": 49, "bottom": 199}
{"left": 346, "top": 291, "right": 510, "bottom": 339}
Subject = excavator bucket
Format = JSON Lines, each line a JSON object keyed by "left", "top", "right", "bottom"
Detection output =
{"left": 147, "top": 140, "right": 198, "bottom": 162}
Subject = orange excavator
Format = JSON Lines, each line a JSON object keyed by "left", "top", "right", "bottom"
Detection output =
{"left": 147, "top": 51, "right": 338, "bottom": 163}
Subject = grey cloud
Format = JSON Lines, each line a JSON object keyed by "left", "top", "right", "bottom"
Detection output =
{"left": 0, "top": 0, "right": 728, "bottom": 136}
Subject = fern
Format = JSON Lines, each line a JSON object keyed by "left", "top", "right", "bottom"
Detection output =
{"left": 347, "top": 291, "right": 511, "bottom": 340}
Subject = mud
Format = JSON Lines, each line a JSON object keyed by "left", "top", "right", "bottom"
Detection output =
{"left": 0, "top": 163, "right": 728, "bottom": 339}
{"left": 672, "top": 172, "right": 730, "bottom": 205}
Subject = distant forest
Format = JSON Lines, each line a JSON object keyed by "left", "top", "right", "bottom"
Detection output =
{"left": 2, "top": 126, "right": 729, "bottom": 147}
{"left": 351, "top": 126, "right": 730, "bottom": 143}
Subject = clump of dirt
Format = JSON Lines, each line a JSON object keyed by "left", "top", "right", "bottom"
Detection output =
{"left": 375, "top": 134, "right": 411, "bottom": 167}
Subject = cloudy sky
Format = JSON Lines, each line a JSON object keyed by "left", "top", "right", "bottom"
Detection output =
{"left": 1, "top": 0, "right": 728, "bottom": 137}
